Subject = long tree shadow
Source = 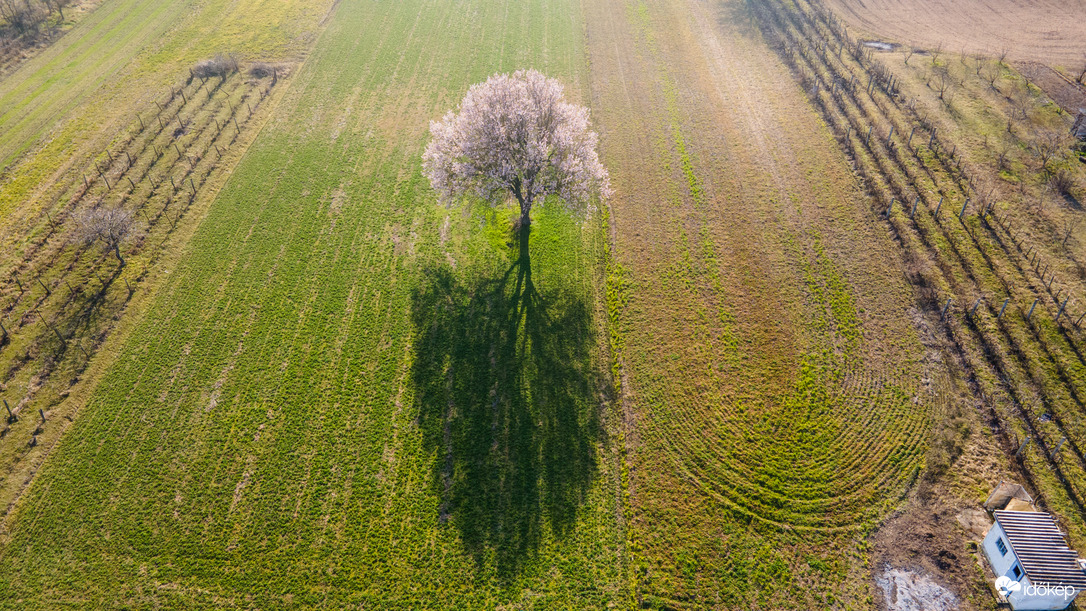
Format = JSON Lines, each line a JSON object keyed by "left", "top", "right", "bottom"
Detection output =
{"left": 411, "top": 231, "right": 601, "bottom": 578}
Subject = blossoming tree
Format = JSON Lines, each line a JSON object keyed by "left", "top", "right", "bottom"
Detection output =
{"left": 423, "top": 69, "right": 610, "bottom": 259}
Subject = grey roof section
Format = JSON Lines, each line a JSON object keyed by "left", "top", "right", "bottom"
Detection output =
{"left": 995, "top": 510, "right": 1086, "bottom": 588}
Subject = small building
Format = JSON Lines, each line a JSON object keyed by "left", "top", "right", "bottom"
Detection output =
{"left": 982, "top": 510, "right": 1086, "bottom": 610}
{"left": 1073, "top": 111, "right": 1086, "bottom": 141}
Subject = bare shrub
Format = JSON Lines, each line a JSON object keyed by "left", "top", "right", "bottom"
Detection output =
{"left": 902, "top": 46, "right": 914, "bottom": 65}
{"left": 192, "top": 53, "right": 238, "bottom": 79}
{"left": 248, "top": 62, "right": 276, "bottom": 79}
{"left": 1049, "top": 168, "right": 1077, "bottom": 197}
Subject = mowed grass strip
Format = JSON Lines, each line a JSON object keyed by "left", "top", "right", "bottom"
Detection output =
{"left": 586, "top": 0, "right": 930, "bottom": 606}
{"left": 0, "top": 0, "right": 335, "bottom": 234}
{"left": 0, "top": 0, "right": 631, "bottom": 607}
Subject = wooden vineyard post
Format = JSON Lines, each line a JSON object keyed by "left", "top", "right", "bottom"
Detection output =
{"left": 970, "top": 299, "right": 982, "bottom": 318}
{"left": 137, "top": 114, "right": 144, "bottom": 130}
{"left": 887, "top": 125, "right": 894, "bottom": 143}
{"left": 941, "top": 298, "right": 952, "bottom": 318}
{"left": 3, "top": 399, "right": 14, "bottom": 423}
{"left": 910, "top": 196, "right": 919, "bottom": 218}
{"left": 1016, "top": 436, "right": 1031, "bottom": 458}
{"left": 39, "top": 313, "right": 63, "bottom": 343}
{"left": 1056, "top": 298, "right": 1069, "bottom": 322}
{"left": 958, "top": 198, "right": 969, "bottom": 220}
{"left": 37, "top": 278, "right": 50, "bottom": 296}
{"left": 39, "top": 408, "right": 45, "bottom": 424}
{"left": 0, "top": 320, "right": 6, "bottom": 338}
{"left": 928, "top": 128, "right": 937, "bottom": 149}
{"left": 935, "top": 196, "right": 944, "bottom": 216}
{"left": 865, "top": 126, "right": 872, "bottom": 145}
{"left": 1076, "top": 311, "right": 1086, "bottom": 327}
{"left": 887, "top": 198, "right": 894, "bottom": 215}
{"left": 907, "top": 126, "right": 916, "bottom": 148}
{"left": 998, "top": 298, "right": 1009, "bottom": 319}
{"left": 1027, "top": 299, "right": 1039, "bottom": 320}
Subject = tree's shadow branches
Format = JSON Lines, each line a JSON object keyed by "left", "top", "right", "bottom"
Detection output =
{"left": 410, "top": 241, "right": 600, "bottom": 578}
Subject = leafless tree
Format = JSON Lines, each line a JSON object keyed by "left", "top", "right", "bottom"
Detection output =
{"left": 76, "top": 206, "right": 134, "bottom": 267}
{"left": 982, "top": 61, "right": 1002, "bottom": 91}
{"left": 1031, "top": 129, "right": 1072, "bottom": 173}
{"left": 423, "top": 70, "right": 610, "bottom": 258}
{"left": 902, "top": 46, "right": 915, "bottom": 66}
{"left": 997, "top": 145, "right": 1012, "bottom": 171}
{"left": 0, "top": 0, "right": 44, "bottom": 34}
{"left": 1061, "top": 216, "right": 1082, "bottom": 247}
{"left": 931, "top": 42, "right": 943, "bottom": 66}
{"left": 1077, "top": 56, "right": 1086, "bottom": 84}
{"left": 998, "top": 47, "right": 1009, "bottom": 66}
{"left": 41, "top": 0, "right": 68, "bottom": 20}
{"left": 1011, "top": 88, "right": 1033, "bottom": 123}
{"left": 934, "top": 66, "right": 953, "bottom": 101}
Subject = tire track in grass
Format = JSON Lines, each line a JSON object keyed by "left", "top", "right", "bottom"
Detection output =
{"left": 586, "top": 0, "right": 931, "bottom": 606}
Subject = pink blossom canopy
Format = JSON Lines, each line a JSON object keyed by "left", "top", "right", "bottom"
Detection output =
{"left": 422, "top": 69, "right": 610, "bottom": 219}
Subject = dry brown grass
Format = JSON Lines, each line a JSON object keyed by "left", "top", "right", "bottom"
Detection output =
{"left": 824, "top": 0, "right": 1086, "bottom": 68}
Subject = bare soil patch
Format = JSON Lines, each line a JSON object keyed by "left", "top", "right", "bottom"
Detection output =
{"left": 1017, "top": 61, "right": 1086, "bottom": 114}
{"left": 825, "top": 0, "right": 1086, "bottom": 67}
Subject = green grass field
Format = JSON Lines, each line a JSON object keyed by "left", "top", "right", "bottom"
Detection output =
{"left": 0, "top": 0, "right": 631, "bottom": 606}
{"left": 4, "top": 0, "right": 1086, "bottom": 608}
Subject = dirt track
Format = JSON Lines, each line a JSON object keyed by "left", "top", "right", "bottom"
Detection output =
{"left": 825, "top": 0, "right": 1086, "bottom": 67}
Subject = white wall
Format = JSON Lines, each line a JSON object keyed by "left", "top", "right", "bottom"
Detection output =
{"left": 983, "top": 522, "right": 1017, "bottom": 578}
{"left": 983, "top": 521, "right": 1080, "bottom": 610}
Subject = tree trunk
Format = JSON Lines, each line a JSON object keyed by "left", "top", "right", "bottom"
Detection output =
{"left": 114, "top": 243, "right": 125, "bottom": 267}
{"left": 518, "top": 216, "right": 530, "bottom": 263}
